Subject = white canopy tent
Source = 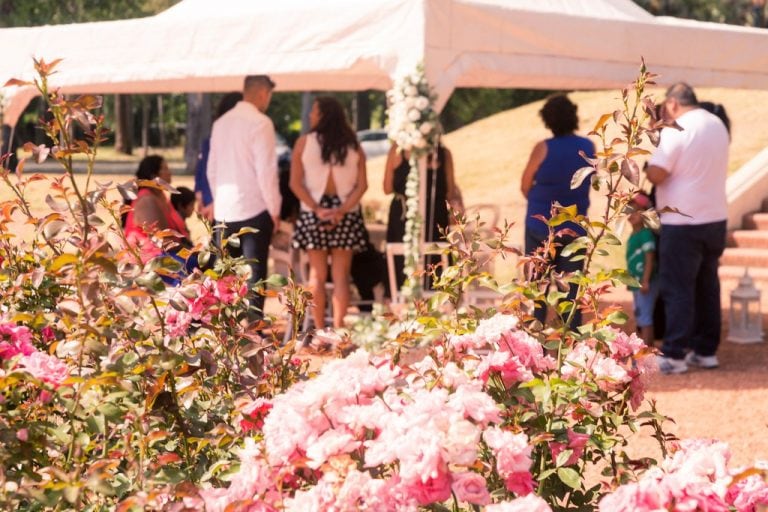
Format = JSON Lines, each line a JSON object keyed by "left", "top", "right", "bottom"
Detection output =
{"left": 1, "top": 0, "right": 767, "bottom": 126}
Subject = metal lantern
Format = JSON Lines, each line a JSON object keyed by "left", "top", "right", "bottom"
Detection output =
{"left": 727, "top": 269, "right": 764, "bottom": 344}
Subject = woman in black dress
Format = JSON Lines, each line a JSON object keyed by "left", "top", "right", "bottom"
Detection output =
{"left": 384, "top": 141, "right": 460, "bottom": 290}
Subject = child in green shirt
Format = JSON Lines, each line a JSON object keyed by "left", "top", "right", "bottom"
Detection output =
{"left": 626, "top": 192, "right": 658, "bottom": 346}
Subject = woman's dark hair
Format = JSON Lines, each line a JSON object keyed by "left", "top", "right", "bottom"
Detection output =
{"left": 699, "top": 101, "right": 731, "bottom": 138}
{"left": 540, "top": 94, "right": 579, "bottom": 137}
{"left": 136, "top": 155, "right": 165, "bottom": 181}
{"left": 170, "top": 186, "right": 195, "bottom": 213}
{"left": 216, "top": 92, "right": 243, "bottom": 120}
{"left": 313, "top": 96, "right": 359, "bottom": 165}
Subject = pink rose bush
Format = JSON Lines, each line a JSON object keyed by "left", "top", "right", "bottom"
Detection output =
{"left": 164, "top": 274, "right": 249, "bottom": 338}
{"left": 175, "top": 313, "right": 720, "bottom": 510}
{"left": 599, "top": 439, "right": 768, "bottom": 512}
{"left": 189, "top": 345, "right": 537, "bottom": 510}
{"left": 0, "top": 322, "right": 69, "bottom": 388}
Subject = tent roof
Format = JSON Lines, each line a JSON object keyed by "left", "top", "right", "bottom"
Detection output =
{"left": 1, "top": 0, "right": 767, "bottom": 125}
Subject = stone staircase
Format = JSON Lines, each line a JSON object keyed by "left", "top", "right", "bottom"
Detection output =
{"left": 720, "top": 199, "right": 768, "bottom": 312}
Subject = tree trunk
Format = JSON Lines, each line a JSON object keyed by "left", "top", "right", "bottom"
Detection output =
{"left": 354, "top": 91, "right": 371, "bottom": 131}
{"left": 184, "top": 93, "right": 212, "bottom": 174}
{"left": 157, "top": 95, "right": 166, "bottom": 148}
{"left": 141, "top": 96, "right": 150, "bottom": 157}
{"left": 300, "top": 92, "right": 314, "bottom": 134}
{"left": 114, "top": 94, "right": 133, "bottom": 155}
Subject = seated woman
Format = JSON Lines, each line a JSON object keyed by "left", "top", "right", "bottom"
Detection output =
{"left": 124, "top": 155, "right": 193, "bottom": 274}
{"left": 289, "top": 96, "right": 368, "bottom": 330}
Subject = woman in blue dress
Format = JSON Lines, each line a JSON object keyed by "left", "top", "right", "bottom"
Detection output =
{"left": 520, "top": 94, "right": 594, "bottom": 328}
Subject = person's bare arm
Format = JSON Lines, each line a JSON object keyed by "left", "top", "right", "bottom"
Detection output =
{"left": 337, "top": 147, "right": 369, "bottom": 218}
{"left": 383, "top": 144, "right": 400, "bottom": 195}
{"left": 520, "top": 141, "right": 547, "bottom": 198}
{"left": 641, "top": 251, "right": 655, "bottom": 293}
{"left": 288, "top": 135, "right": 320, "bottom": 213}
{"left": 645, "top": 164, "right": 670, "bottom": 185}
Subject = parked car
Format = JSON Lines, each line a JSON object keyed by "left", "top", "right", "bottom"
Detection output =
{"left": 357, "top": 129, "right": 390, "bottom": 158}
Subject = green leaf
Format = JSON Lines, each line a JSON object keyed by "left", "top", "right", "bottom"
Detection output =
{"left": 86, "top": 414, "right": 106, "bottom": 436}
{"left": 97, "top": 402, "right": 124, "bottom": 421}
{"left": 557, "top": 467, "right": 581, "bottom": 489}
{"left": 571, "top": 166, "right": 595, "bottom": 190}
{"left": 49, "top": 253, "right": 79, "bottom": 272}
{"left": 556, "top": 448, "right": 575, "bottom": 467}
{"left": 63, "top": 485, "right": 80, "bottom": 504}
{"left": 538, "top": 468, "right": 558, "bottom": 481}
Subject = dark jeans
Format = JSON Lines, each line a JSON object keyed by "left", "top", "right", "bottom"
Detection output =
{"left": 216, "top": 211, "right": 274, "bottom": 317}
{"left": 659, "top": 221, "right": 726, "bottom": 359}
{"left": 525, "top": 229, "right": 584, "bottom": 328}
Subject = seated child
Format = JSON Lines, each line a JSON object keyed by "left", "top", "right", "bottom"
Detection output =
{"left": 625, "top": 191, "right": 659, "bottom": 346}
{"left": 170, "top": 186, "right": 197, "bottom": 222}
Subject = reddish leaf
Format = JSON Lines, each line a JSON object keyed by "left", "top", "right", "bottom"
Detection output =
{"left": 156, "top": 453, "right": 182, "bottom": 465}
{"left": 3, "top": 78, "right": 33, "bottom": 87}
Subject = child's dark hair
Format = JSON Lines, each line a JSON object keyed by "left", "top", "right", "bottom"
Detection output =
{"left": 171, "top": 186, "right": 195, "bottom": 214}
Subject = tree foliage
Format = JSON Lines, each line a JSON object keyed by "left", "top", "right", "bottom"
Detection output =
{"left": 0, "top": 0, "right": 179, "bottom": 27}
{"left": 633, "top": 0, "right": 760, "bottom": 26}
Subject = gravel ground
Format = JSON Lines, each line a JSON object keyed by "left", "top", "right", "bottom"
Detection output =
{"left": 633, "top": 324, "right": 768, "bottom": 468}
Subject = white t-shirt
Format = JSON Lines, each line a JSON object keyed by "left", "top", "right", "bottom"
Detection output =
{"left": 207, "top": 101, "right": 281, "bottom": 223}
{"left": 648, "top": 108, "right": 729, "bottom": 225}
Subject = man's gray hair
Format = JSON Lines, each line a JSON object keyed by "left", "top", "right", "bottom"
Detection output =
{"left": 665, "top": 82, "right": 698, "bottom": 106}
{"left": 244, "top": 75, "right": 276, "bottom": 92}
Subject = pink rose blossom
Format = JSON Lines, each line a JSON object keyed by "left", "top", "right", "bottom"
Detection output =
{"left": 18, "top": 351, "right": 69, "bottom": 388}
{"left": 484, "top": 427, "right": 533, "bottom": 476}
{"left": 40, "top": 326, "right": 56, "bottom": 343}
{"left": 550, "top": 429, "right": 590, "bottom": 466}
{"left": 407, "top": 467, "right": 452, "bottom": 505}
{"left": 505, "top": 471, "right": 535, "bottom": 496}
{"left": 447, "top": 383, "right": 501, "bottom": 426}
{"left": 0, "top": 323, "right": 35, "bottom": 360}
{"left": 726, "top": 466, "right": 768, "bottom": 511}
{"left": 16, "top": 428, "right": 28, "bottom": 442}
{"left": 305, "top": 429, "right": 361, "bottom": 469}
{"left": 451, "top": 471, "right": 490, "bottom": 505}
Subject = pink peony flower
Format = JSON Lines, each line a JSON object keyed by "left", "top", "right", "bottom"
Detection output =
{"left": 451, "top": 471, "right": 491, "bottom": 505}
{"left": 18, "top": 351, "right": 69, "bottom": 388}
{"left": 486, "top": 494, "right": 553, "bottom": 512}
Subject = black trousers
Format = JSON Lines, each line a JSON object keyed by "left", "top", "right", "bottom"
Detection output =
{"left": 659, "top": 221, "right": 726, "bottom": 359}
{"left": 217, "top": 210, "right": 274, "bottom": 317}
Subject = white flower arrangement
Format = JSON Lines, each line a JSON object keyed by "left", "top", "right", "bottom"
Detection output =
{"left": 386, "top": 66, "right": 440, "bottom": 300}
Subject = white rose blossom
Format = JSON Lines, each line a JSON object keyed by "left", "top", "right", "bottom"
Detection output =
{"left": 386, "top": 66, "right": 440, "bottom": 299}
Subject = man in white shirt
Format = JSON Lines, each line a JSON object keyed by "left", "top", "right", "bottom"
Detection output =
{"left": 645, "top": 82, "right": 730, "bottom": 374}
{"left": 207, "top": 75, "right": 282, "bottom": 318}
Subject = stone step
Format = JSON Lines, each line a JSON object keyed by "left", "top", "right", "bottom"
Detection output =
{"left": 729, "top": 230, "right": 768, "bottom": 248}
{"left": 743, "top": 212, "right": 768, "bottom": 230}
{"left": 720, "top": 248, "right": 768, "bottom": 268}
